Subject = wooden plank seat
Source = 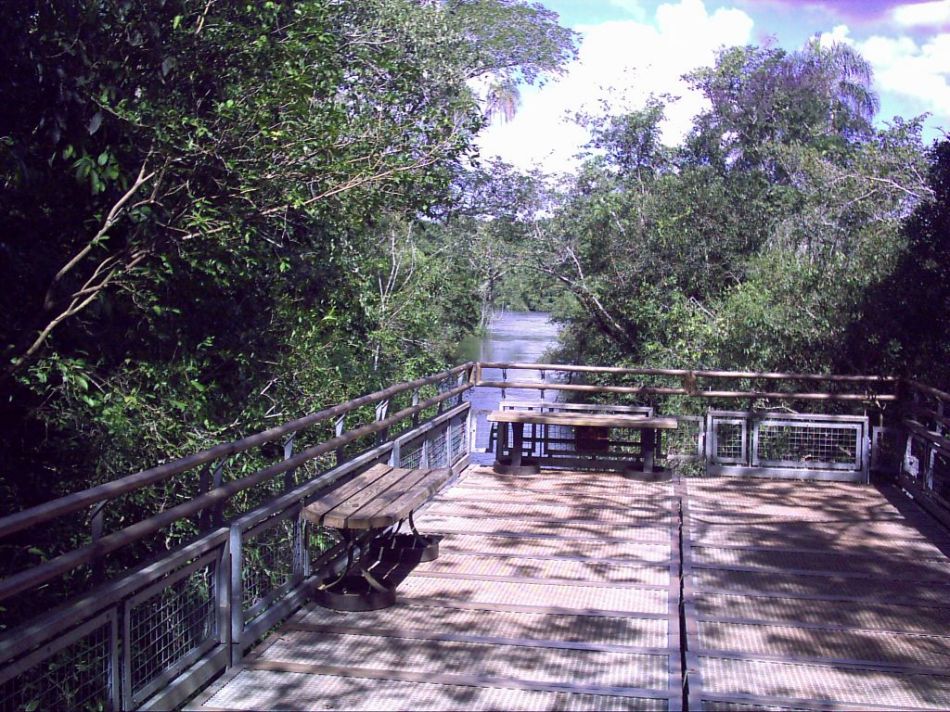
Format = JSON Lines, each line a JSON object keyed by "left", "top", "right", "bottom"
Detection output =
{"left": 487, "top": 410, "right": 677, "bottom": 475}
{"left": 301, "top": 463, "right": 451, "bottom": 611}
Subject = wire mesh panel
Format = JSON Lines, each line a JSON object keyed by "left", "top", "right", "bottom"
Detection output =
{"left": 710, "top": 418, "right": 747, "bottom": 464}
{"left": 399, "top": 444, "right": 423, "bottom": 470}
{"left": 242, "top": 518, "right": 296, "bottom": 622}
{"left": 124, "top": 553, "right": 219, "bottom": 705}
{"left": 449, "top": 417, "right": 466, "bottom": 461}
{"left": 754, "top": 420, "right": 861, "bottom": 470}
{"left": 0, "top": 612, "right": 116, "bottom": 712}
{"left": 428, "top": 428, "right": 448, "bottom": 468}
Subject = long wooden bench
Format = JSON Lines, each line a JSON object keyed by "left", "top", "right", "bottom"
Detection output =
{"left": 301, "top": 463, "right": 451, "bottom": 611}
{"left": 488, "top": 410, "right": 677, "bottom": 475}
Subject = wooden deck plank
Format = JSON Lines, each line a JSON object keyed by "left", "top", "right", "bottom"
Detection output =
{"left": 684, "top": 476, "right": 950, "bottom": 711}
{"left": 193, "top": 466, "right": 681, "bottom": 711}
{"left": 193, "top": 466, "right": 950, "bottom": 712}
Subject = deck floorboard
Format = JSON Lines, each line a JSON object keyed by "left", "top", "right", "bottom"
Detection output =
{"left": 191, "top": 467, "right": 950, "bottom": 711}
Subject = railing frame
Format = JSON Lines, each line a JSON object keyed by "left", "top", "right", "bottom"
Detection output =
{"left": 1, "top": 360, "right": 948, "bottom": 712}
{"left": 0, "top": 367, "right": 473, "bottom": 712}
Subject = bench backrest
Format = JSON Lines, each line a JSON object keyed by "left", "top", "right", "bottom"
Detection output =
{"left": 499, "top": 400, "right": 654, "bottom": 417}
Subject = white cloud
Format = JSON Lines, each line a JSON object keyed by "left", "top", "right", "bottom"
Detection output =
{"left": 892, "top": 1, "right": 950, "bottom": 28}
{"left": 608, "top": 0, "right": 645, "bottom": 18}
{"left": 825, "top": 25, "right": 950, "bottom": 122}
{"left": 475, "top": 0, "right": 754, "bottom": 174}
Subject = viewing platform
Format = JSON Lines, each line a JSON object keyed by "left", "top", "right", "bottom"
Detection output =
{"left": 191, "top": 465, "right": 950, "bottom": 711}
{"left": 1, "top": 362, "right": 948, "bottom": 711}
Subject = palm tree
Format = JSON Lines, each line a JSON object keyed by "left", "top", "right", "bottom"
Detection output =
{"left": 799, "top": 38, "right": 879, "bottom": 135}
{"left": 485, "top": 79, "right": 521, "bottom": 124}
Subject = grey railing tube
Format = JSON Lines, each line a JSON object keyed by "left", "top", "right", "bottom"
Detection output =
{"left": 0, "top": 363, "right": 473, "bottom": 540}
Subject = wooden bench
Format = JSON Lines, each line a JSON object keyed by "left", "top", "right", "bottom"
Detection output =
{"left": 488, "top": 410, "right": 677, "bottom": 475}
{"left": 302, "top": 463, "right": 451, "bottom": 611}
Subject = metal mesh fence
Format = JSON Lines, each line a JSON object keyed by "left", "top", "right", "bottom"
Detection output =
{"left": 667, "top": 417, "right": 702, "bottom": 458}
{"left": 400, "top": 445, "right": 423, "bottom": 470}
{"left": 242, "top": 519, "right": 295, "bottom": 620}
{"left": 756, "top": 422, "right": 859, "bottom": 467}
{"left": 713, "top": 421, "right": 745, "bottom": 463}
{"left": 449, "top": 419, "right": 466, "bottom": 460}
{"left": 429, "top": 429, "right": 448, "bottom": 468}
{"left": 0, "top": 616, "right": 114, "bottom": 712}
{"left": 127, "top": 559, "right": 217, "bottom": 701}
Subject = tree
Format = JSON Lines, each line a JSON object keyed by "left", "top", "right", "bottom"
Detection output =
{"left": 0, "top": 0, "right": 579, "bottom": 619}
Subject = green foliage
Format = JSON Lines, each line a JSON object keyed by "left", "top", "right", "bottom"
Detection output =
{"left": 539, "top": 38, "right": 939, "bottom": 388}
{"left": 0, "top": 0, "right": 577, "bottom": 621}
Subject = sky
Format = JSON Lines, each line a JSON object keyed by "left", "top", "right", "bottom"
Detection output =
{"left": 477, "top": 0, "right": 950, "bottom": 173}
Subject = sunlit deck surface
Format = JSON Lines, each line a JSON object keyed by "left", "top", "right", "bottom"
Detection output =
{"left": 191, "top": 466, "right": 950, "bottom": 711}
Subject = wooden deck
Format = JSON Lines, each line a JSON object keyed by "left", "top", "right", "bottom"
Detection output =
{"left": 190, "top": 466, "right": 950, "bottom": 711}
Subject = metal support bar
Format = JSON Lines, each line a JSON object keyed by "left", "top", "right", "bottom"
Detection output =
{"left": 335, "top": 416, "right": 346, "bottom": 465}
{"left": 283, "top": 435, "right": 296, "bottom": 491}
{"left": 375, "top": 399, "right": 390, "bottom": 444}
{"left": 228, "top": 525, "right": 243, "bottom": 666}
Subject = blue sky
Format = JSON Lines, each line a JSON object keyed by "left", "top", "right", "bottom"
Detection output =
{"left": 478, "top": 0, "right": 950, "bottom": 172}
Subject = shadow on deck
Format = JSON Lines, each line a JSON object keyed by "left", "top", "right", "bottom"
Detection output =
{"left": 190, "top": 466, "right": 950, "bottom": 711}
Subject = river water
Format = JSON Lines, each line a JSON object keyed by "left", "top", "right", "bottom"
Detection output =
{"left": 463, "top": 311, "right": 561, "bottom": 462}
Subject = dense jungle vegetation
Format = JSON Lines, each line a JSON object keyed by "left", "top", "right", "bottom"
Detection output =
{"left": 1, "top": 0, "right": 947, "bottom": 594}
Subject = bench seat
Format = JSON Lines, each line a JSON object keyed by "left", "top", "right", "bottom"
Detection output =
{"left": 302, "top": 463, "right": 451, "bottom": 611}
{"left": 302, "top": 464, "right": 451, "bottom": 530}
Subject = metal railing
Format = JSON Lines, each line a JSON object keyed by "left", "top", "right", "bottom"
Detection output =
{"left": 475, "top": 362, "right": 893, "bottom": 481}
{"left": 0, "top": 365, "right": 475, "bottom": 712}
{"left": 706, "top": 411, "right": 870, "bottom": 482}
{"left": 0, "top": 359, "right": 947, "bottom": 712}
{"left": 899, "top": 380, "right": 950, "bottom": 528}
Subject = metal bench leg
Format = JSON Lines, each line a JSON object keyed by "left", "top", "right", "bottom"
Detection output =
{"left": 642, "top": 427, "right": 656, "bottom": 473}
{"left": 367, "top": 512, "right": 440, "bottom": 564}
{"left": 511, "top": 423, "right": 524, "bottom": 467}
{"left": 312, "top": 529, "right": 397, "bottom": 611}
{"left": 494, "top": 421, "right": 508, "bottom": 467}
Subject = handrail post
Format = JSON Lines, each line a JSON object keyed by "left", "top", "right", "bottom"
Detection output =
{"left": 411, "top": 389, "right": 420, "bottom": 427}
{"left": 283, "top": 435, "right": 296, "bottom": 491}
{"left": 375, "top": 399, "right": 390, "bottom": 444}
{"left": 90, "top": 500, "right": 106, "bottom": 584}
{"left": 335, "top": 416, "right": 346, "bottom": 465}
{"left": 217, "top": 538, "right": 232, "bottom": 669}
{"left": 229, "top": 525, "right": 243, "bottom": 666}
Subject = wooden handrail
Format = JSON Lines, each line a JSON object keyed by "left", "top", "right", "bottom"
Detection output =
{"left": 478, "top": 361, "right": 899, "bottom": 383}
{"left": 0, "top": 382, "right": 471, "bottom": 603}
{"left": 477, "top": 380, "right": 898, "bottom": 401}
{"left": 0, "top": 363, "right": 473, "bottom": 540}
{"left": 904, "top": 379, "right": 950, "bottom": 403}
